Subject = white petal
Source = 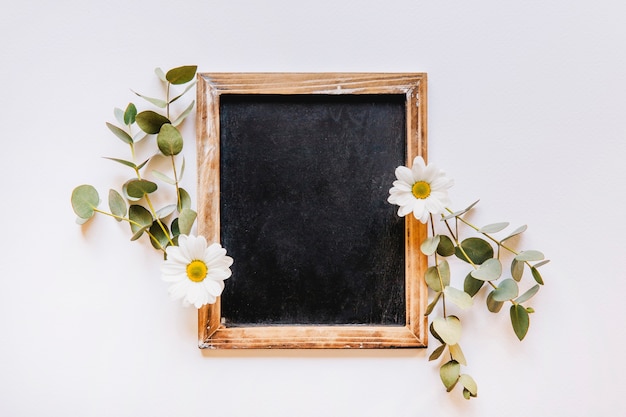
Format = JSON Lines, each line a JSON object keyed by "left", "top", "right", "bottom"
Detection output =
{"left": 203, "top": 279, "right": 225, "bottom": 297}
{"left": 395, "top": 166, "right": 414, "bottom": 185}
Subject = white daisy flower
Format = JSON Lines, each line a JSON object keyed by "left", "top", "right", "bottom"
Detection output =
{"left": 387, "top": 156, "right": 454, "bottom": 223}
{"left": 161, "top": 234, "right": 233, "bottom": 308}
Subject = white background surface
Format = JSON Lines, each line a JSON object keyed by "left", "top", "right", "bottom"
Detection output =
{"left": 2, "top": 0, "right": 625, "bottom": 416}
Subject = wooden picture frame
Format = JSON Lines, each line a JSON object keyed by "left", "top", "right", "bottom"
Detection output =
{"left": 196, "top": 73, "right": 428, "bottom": 349}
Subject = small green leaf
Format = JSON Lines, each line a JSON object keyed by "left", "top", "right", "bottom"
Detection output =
{"left": 156, "top": 204, "right": 176, "bottom": 219}
{"left": 533, "top": 259, "right": 550, "bottom": 269}
{"left": 128, "top": 204, "right": 153, "bottom": 238}
{"left": 449, "top": 343, "right": 467, "bottom": 366}
{"left": 444, "top": 286, "right": 473, "bottom": 309}
{"left": 157, "top": 124, "right": 183, "bottom": 156}
{"left": 149, "top": 220, "right": 170, "bottom": 250}
{"left": 531, "top": 266, "right": 545, "bottom": 285}
{"left": 492, "top": 278, "right": 519, "bottom": 302}
{"left": 425, "top": 266, "right": 442, "bottom": 292}
{"left": 125, "top": 179, "right": 158, "bottom": 199}
{"left": 108, "top": 189, "right": 126, "bottom": 221}
{"left": 486, "top": 291, "right": 504, "bottom": 313}
{"left": 173, "top": 100, "right": 196, "bottom": 127}
{"left": 105, "top": 122, "right": 133, "bottom": 144}
{"left": 71, "top": 185, "right": 99, "bottom": 219}
{"left": 136, "top": 158, "right": 150, "bottom": 171}
{"left": 479, "top": 222, "right": 509, "bottom": 233}
{"left": 154, "top": 67, "right": 167, "bottom": 83}
{"left": 441, "top": 200, "right": 479, "bottom": 221}
{"left": 136, "top": 110, "right": 171, "bottom": 134}
{"left": 166, "top": 65, "right": 197, "bottom": 85}
{"left": 170, "top": 82, "right": 197, "bottom": 105}
{"left": 177, "top": 187, "right": 192, "bottom": 212}
{"left": 425, "top": 291, "right": 442, "bottom": 316}
{"left": 432, "top": 316, "right": 461, "bottom": 345}
{"left": 438, "top": 260, "right": 450, "bottom": 287}
{"left": 459, "top": 374, "right": 478, "bottom": 397}
{"left": 436, "top": 234, "right": 455, "bottom": 257}
{"left": 515, "top": 250, "right": 545, "bottom": 262}
{"left": 510, "top": 304, "right": 530, "bottom": 340}
{"left": 430, "top": 322, "right": 444, "bottom": 344}
{"left": 502, "top": 224, "right": 527, "bottom": 242}
{"left": 132, "top": 90, "right": 167, "bottom": 108}
{"left": 103, "top": 157, "right": 137, "bottom": 170}
{"left": 171, "top": 217, "right": 180, "bottom": 237}
{"left": 511, "top": 258, "right": 524, "bottom": 281}
{"left": 152, "top": 169, "right": 176, "bottom": 185}
{"left": 455, "top": 237, "right": 494, "bottom": 264}
{"left": 124, "top": 103, "right": 137, "bottom": 125}
{"left": 114, "top": 107, "right": 125, "bottom": 125}
{"left": 440, "top": 360, "right": 460, "bottom": 392}
{"left": 470, "top": 258, "right": 502, "bottom": 281}
{"left": 515, "top": 284, "right": 540, "bottom": 304}
{"left": 155, "top": 67, "right": 167, "bottom": 82}
{"left": 177, "top": 208, "right": 197, "bottom": 235}
{"left": 429, "top": 343, "right": 446, "bottom": 361}
{"left": 464, "top": 272, "right": 484, "bottom": 297}
{"left": 421, "top": 235, "right": 441, "bottom": 256}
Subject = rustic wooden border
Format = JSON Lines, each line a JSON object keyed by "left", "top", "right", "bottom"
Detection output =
{"left": 196, "top": 73, "right": 428, "bottom": 349}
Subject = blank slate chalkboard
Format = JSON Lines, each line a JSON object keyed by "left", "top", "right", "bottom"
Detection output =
{"left": 196, "top": 73, "right": 429, "bottom": 349}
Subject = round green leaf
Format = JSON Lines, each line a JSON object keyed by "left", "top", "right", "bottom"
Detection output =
{"left": 479, "top": 222, "right": 509, "bottom": 233}
{"left": 177, "top": 208, "right": 197, "bottom": 236}
{"left": 436, "top": 234, "right": 455, "bottom": 257}
{"left": 149, "top": 220, "right": 170, "bottom": 250}
{"left": 136, "top": 110, "right": 171, "bottom": 134}
{"left": 511, "top": 258, "right": 524, "bottom": 281}
{"left": 166, "top": 65, "right": 197, "bottom": 85}
{"left": 486, "top": 291, "right": 504, "bottom": 313}
{"left": 108, "top": 189, "right": 127, "bottom": 220}
{"left": 128, "top": 204, "right": 153, "bottom": 238}
{"left": 425, "top": 266, "right": 443, "bottom": 292}
{"left": 126, "top": 179, "right": 158, "bottom": 199}
{"left": 440, "top": 360, "right": 460, "bottom": 392}
{"left": 157, "top": 124, "right": 183, "bottom": 156}
{"left": 455, "top": 237, "right": 494, "bottom": 264}
{"left": 421, "top": 235, "right": 440, "bottom": 256}
{"left": 177, "top": 187, "right": 191, "bottom": 212}
{"left": 444, "top": 286, "right": 473, "bottom": 309}
{"left": 464, "top": 272, "right": 484, "bottom": 297}
{"left": 470, "top": 258, "right": 502, "bottom": 281}
{"left": 515, "top": 284, "right": 540, "bottom": 304}
{"left": 510, "top": 304, "right": 530, "bottom": 340}
{"left": 432, "top": 316, "right": 461, "bottom": 345}
{"left": 492, "top": 278, "right": 519, "bottom": 302}
{"left": 71, "top": 185, "right": 99, "bottom": 219}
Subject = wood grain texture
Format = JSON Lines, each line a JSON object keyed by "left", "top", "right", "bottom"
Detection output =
{"left": 197, "top": 73, "right": 428, "bottom": 349}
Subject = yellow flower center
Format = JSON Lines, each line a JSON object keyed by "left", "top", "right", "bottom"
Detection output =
{"left": 412, "top": 181, "right": 431, "bottom": 199}
{"left": 186, "top": 260, "right": 208, "bottom": 282}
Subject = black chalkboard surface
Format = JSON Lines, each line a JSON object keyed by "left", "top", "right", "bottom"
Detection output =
{"left": 219, "top": 94, "right": 406, "bottom": 326}
{"left": 196, "top": 73, "right": 428, "bottom": 349}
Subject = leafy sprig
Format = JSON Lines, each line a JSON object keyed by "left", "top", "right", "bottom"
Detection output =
{"left": 71, "top": 65, "right": 199, "bottom": 253}
{"left": 423, "top": 200, "right": 548, "bottom": 399}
